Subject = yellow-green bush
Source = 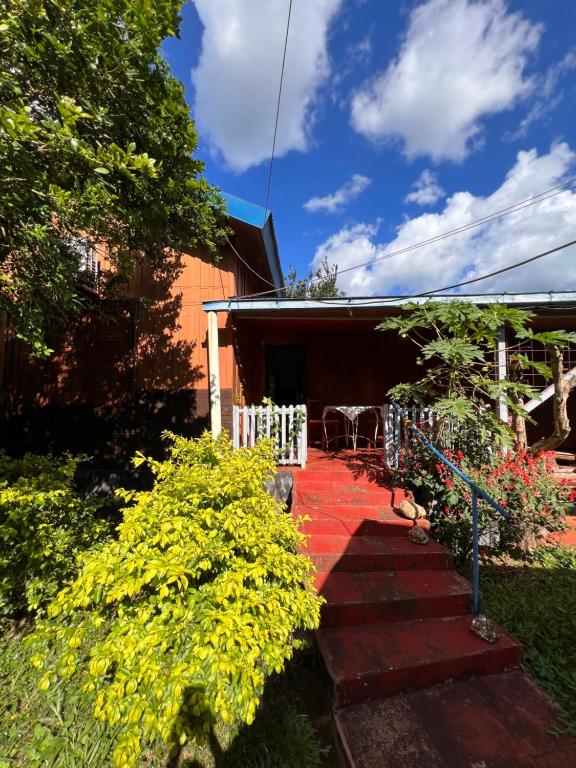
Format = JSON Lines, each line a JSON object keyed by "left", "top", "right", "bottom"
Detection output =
{"left": 30, "top": 432, "right": 322, "bottom": 768}
{"left": 0, "top": 452, "right": 111, "bottom": 616}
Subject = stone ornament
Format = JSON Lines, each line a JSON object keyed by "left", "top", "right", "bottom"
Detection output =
{"left": 395, "top": 498, "right": 428, "bottom": 520}
{"left": 471, "top": 614, "right": 499, "bottom": 644}
{"left": 408, "top": 525, "right": 429, "bottom": 545}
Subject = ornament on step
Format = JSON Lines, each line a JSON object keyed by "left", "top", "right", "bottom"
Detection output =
{"left": 413, "top": 502, "right": 427, "bottom": 519}
{"left": 395, "top": 496, "right": 427, "bottom": 520}
{"left": 396, "top": 498, "right": 418, "bottom": 520}
{"left": 470, "top": 614, "right": 498, "bottom": 644}
{"left": 408, "top": 525, "right": 429, "bottom": 545}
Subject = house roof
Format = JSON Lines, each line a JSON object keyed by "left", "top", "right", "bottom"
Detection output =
{"left": 221, "top": 192, "right": 283, "bottom": 290}
{"left": 203, "top": 291, "right": 576, "bottom": 315}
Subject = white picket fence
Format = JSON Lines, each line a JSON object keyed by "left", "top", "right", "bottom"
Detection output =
{"left": 232, "top": 404, "right": 308, "bottom": 466}
{"left": 382, "top": 404, "right": 437, "bottom": 468}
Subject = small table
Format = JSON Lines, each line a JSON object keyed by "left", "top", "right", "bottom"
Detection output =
{"left": 322, "top": 406, "right": 382, "bottom": 451}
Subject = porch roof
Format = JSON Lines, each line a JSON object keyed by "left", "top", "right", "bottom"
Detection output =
{"left": 203, "top": 291, "right": 576, "bottom": 316}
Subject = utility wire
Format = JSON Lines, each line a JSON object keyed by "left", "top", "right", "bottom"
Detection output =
{"left": 412, "top": 237, "right": 576, "bottom": 299}
{"left": 264, "top": 0, "right": 293, "bottom": 216}
{"left": 224, "top": 236, "right": 576, "bottom": 308}
{"left": 335, "top": 181, "right": 576, "bottom": 279}
{"left": 228, "top": 176, "right": 576, "bottom": 301}
{"left": 225, "top": 234, "right": 279, "bottom": 289}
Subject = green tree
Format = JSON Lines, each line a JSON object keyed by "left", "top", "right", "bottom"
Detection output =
{"left": 0, "top": 0, "right": 227, "bottom": 356}
{"left": 378, "top": 300, "right": 576, "bottom": 447}
{"left": 283, "top": 256, "right": 345, "bottom": 298}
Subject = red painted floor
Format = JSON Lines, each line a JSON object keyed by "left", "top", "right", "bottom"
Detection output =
{"left": 549, "top": 515, "right": 576, "bottom": 547}
{"left": 290, "top": 449, "right": 575, "bottom": 768}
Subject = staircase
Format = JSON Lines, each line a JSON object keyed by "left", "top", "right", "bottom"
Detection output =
{"left": 291, "top": 450, "right": 574, "bottom": 768}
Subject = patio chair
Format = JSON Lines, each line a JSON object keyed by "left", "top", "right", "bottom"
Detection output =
{"left": 307, "top": 399, "right": 339, "bottom": 450}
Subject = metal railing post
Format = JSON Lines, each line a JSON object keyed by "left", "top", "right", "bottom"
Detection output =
{"left": 389, "top": 401, "right": 509, "bottom": 623}
{"left": 471, "top": 488, "right": 480, "bottom": 616}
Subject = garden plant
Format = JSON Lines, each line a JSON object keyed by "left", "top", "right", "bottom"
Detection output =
{"left": 0, "top": 452, "right": 112, "bottom": 617}
{"left": 380, "top": 300, "right": 576, "bottom": 558}
{"left": 29, "top": 432, "right": 322, "bottom": 767}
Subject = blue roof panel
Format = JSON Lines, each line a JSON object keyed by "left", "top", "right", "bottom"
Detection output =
{"left": 221, "top": 192, "right": 269, "bottom": 229}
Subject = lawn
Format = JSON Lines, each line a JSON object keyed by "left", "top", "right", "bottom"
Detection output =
{"left": 0, "top": 628, "right": 331, "bottom": 768}
{"left": 480, "top": 544, "right": 576, "bottom": 724}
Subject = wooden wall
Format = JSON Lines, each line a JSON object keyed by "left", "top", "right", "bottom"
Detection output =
{"left": 236, "top": 318, "right": 421, "bottom": 407}
{"left": 0, "top": 243, "right": 261, "bottom": 462}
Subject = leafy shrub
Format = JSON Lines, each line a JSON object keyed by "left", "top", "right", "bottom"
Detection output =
{"left": 392, "top": 433, "right": 568, "bottom": 561}
{"left": 0, "top": 453, "right": 112, "bottom": 617}
{"left": 30, "top": 432, "right": 322, "bottom": 768}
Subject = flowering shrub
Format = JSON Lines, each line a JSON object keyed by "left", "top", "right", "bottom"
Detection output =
{"left": 392, "top": 434, "right": 568, "bottom": 561}
{"left": 29, "top": 432, "right": 322, "bottom": 768}
{"left": 0, "top": 452, "right": 111, "bottom": 617}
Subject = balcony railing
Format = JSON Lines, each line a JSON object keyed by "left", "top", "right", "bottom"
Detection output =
{"left": 232, "top": 404, "right": 308, "bottom": 467}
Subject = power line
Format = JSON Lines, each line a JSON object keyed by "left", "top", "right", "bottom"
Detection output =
{"left": 264, "top": 0, "right": 293, "bottom": 216}
{"left": 225, "top": 234, "right": 279, "bottom": 289}
{"left": 298, "top": 237, "right": 576, "bottom": 307}
{"left": 224, "top": 236, "right": 576, "bottom": 308}
{"left": 416, "top": 237, "right": 576, "bottom": 299}
{"left": 229, "top": 176, "right": 576, "bottom": 301}
{"left": 336, "top": 180, "right": 576, "bottom": 279}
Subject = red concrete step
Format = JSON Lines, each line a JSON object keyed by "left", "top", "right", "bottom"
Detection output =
{"left": 317, "top": 615, "right": 522, "bottom": 707}
{"left": 299, "top": 516, "right": 430, "bottom": 538}
{"left": 294, "top": 502, "right": 396, "bottom": 521}
{"left": 294, "top": 486, "right": 394, "bottom": 506}
{"left": 294, "top": 470, "right": 384, "bottom": 483}
{"left": 316, "top": 570, "right": 471, "bottom": 627}
{"left": 305, "top": 535, "right": 452, "bottom": 572}
{"left": 335, "top": 670, "right": 575, "bottom": 768}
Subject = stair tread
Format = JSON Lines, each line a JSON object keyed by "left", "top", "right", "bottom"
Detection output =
{"left": 294, "top": 504, "right": 400, "bottom": 521}
{"left": 317, "top": 615, "right": 521, "bottom": 684}
{"left": 335, "top": 671, "right": 574, "bottom": 768}
{"left": 300, "top": 517, "right": 430, "bottom": 539}
{"left": 305, "top": 534, "right": 446, "bottom": 556}
{"left": 315, "top": 569, "right": 471, "bottom": 605}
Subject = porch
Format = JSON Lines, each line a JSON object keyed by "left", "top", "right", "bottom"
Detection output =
{"left": 204, "top": 293, "right": 576, "bottom": 462}
{"left": 223, "top": 303, "right": 421, "bottom": 464}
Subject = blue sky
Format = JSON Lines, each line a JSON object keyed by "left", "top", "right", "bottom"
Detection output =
{"left": 163, "top": 0, "right": 576, "bottom": 295}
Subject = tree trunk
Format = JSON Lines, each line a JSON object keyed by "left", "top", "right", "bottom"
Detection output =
{"left": 510, "top": 360, "right": 527, "bottom": 450}
{"left": 530, "top": 346, "right": 576, "bottom": 454}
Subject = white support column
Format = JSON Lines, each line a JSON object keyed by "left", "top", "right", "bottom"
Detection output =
{"left": 207, "top": 311, "right": 222, "bottom": 438}
{"left": 497, "top": 325, "right": 509, "bottom": 423}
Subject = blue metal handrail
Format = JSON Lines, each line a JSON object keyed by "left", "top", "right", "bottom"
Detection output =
{"left": 391, "top": 402, "right": 509, "bottom": 615}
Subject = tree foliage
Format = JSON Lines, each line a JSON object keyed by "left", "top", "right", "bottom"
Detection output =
{"left": 0, "top": 0, "right": 227, "bottom": 355}
{"left": 378, "top": 300, "right": 576, "bottom": 446}
{"left": 30, "top": 432, "right": 322, "bottom": 767}
{"left": 283, "top": 256, "right": 345, "bottom": 299}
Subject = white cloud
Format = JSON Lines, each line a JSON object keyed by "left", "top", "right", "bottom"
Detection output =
{"left": 191, "top": 0, "right": 341, "bottom": 172}
{"left": 304, "top": 174, "right": 372, "bottom": 213}
{"left": 508, "top": 52, "right": 576, "bottom": 140}
{"left": 350, "top": 0, "right": 542, "bottom": 161}
{"left": 313, "top": 143, "right": 576, "bottom": 295}
{"left": 405, "top": 170, "right": 445, "bottom": 206}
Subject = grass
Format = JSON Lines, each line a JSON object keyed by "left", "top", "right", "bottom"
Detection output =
{"left": 0, "top": 627, "right": 330, "bottom": 768}
{"left": 480, "top": 544, "right": 576, "bottom": 723}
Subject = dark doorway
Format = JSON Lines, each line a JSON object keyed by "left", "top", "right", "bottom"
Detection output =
{"left": 264, "top": 345, "right": 306, "bottom": 405}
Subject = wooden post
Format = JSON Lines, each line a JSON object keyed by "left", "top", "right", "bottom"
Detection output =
{"left": 497, "top": 325, "right": 509, "bottom": 423}
{"left": 207, "top": 311, "right": 222, "bottom": 438}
